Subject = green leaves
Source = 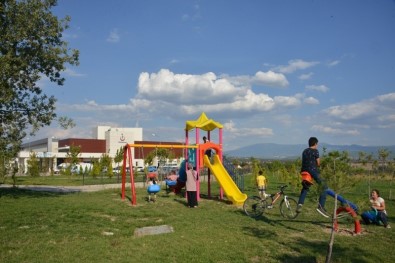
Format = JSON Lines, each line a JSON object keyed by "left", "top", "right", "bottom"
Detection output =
{"left": 58, "top": 116, "right": 76, "bottom": 130}
{"left": 0, "top": 0, "right": 79, "bottom": 157}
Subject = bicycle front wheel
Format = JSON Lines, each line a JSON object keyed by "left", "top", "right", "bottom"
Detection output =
{"left": 243, "top": 196, "right": 266, "bottom": 218}
{"left": 280, "top": 196, "right": 298, "bottom": 219}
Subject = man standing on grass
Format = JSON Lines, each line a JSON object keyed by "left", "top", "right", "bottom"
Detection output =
{"left": 296, "top": 137, "right": 329, "bottom": 217}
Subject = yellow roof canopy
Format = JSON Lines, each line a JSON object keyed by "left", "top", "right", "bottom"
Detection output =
{"left": 185, "top": 112, "right": 223, "bottom": 131}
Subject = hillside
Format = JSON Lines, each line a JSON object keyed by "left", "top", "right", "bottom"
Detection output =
{"left": 224, "top": 143, "right": 395, "bottom": 160}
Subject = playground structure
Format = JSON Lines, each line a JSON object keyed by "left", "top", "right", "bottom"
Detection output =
{"left": 326, "top": 189, "right": 361, "bottom": 234}
{"left": 301, "top": 172, "right": 361, "bottom": 234}
{"left": 121, "top": 112, "right": 247, "bottom": 206}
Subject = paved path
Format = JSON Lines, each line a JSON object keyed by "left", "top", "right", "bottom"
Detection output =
{"left": 0, "top": 174, "right": 214, "bottom": 193}
{"left": 0, "top": 182, "right": 147, "bottom": 193}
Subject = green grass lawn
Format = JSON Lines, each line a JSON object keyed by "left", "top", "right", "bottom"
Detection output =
{"left": 1, "top": 175, "right": 394, "bottom": 263}
{"left": 2, "top": 172, "right": 148, "bottom": 186}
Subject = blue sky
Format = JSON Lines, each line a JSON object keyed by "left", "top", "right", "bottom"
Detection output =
{"left": 34, "top": 0, "right": 395, "bottom": 151}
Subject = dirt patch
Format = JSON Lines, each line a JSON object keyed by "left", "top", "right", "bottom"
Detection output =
{"left": 323, "top": 225, "right": 368, "bottom": 236}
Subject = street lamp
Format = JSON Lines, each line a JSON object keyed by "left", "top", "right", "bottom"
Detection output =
{"left": 26, "top": 137, "right": 31, "bottom": 152}
{"left": 151, "top": 133, "right": 158, "bottom": 166}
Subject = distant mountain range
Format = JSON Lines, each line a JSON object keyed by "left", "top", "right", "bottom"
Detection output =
{"left": 224, "top": 143, "right": 395, "bottom": 160}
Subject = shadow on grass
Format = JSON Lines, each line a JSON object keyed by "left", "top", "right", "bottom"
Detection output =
{"left": 242, "top": 225, "right": 277, "bottom": 239}
{"left": 118, "top": 192, "right": 132, "bottom": 202}
{"left": 0, "top": 187, "right": 73, "bottom": 199}
{"left": 199, "top": 193, "right": 234, "bottom": 205}
{"left": 242, "top": 213, "right": 374, "bottom": 263}
{"left": 172, "top": 197, "right": 189, "bottom": 207}
{"left": 278, "top": 254, "right": 318, "bottom": 263}
{"left": 277, "top": 236, "right": 373, "bottom": 263}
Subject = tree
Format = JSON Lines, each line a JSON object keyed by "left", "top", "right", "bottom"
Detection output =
{"left": 114, "top": 146, "right": 124, "bottom": 169}
{"left": 320, "top": 151, "right": 360, "bottom": 263}
{"left": 65, "top": 145, "right": 80, "bottom": 175}
{"left": 90, "top": 159, "right": 100, "bottom": 178}
{"left": 27, "top": 152, "right": 40, "bottom": 177}
{"left": 281, "top": 160, "right": 301, "bottom": 191}
{"left": 145, "top": 148, "right": 171, "bottom": 167}
{"left": 358, "top": 151, "right": 374, "bottom": 196}
{"left": 0, "top": 0, "right": 79, "bottom": 158}
{"left": 100, "top": 153, "right": 113, "bottom": 177}
{"left": 378, "top": 148, "right": 390, "bottom": 173}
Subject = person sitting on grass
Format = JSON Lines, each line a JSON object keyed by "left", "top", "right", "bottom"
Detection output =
{"left": 361, "top": 189, "right": 391, "bottom": 229}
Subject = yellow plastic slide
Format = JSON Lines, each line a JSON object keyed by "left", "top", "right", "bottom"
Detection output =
{"left": 203, "top": 155, "right": 247, "bottom": 206}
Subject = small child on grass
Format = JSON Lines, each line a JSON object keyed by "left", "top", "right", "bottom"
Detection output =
{"left": 256, "top": 170, "right": 268, "bottom": 199}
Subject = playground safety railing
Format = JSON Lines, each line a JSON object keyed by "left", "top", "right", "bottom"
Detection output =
{"left": 223, "top": 155, "right": 245, "bottom": 191}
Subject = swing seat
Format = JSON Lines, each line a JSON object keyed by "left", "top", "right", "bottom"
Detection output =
{"left": 147, "top": 184, "right": 160, "bottom": 193}
{"left": 165, "top": 180, "right": 177, "bottom": 186}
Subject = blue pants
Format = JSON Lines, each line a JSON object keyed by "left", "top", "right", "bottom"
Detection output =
{"left": 298, "top": 170, "right": 328, "bottom": 208}
{"left": 361, "top": 210, "right": 388, "bottom": 226}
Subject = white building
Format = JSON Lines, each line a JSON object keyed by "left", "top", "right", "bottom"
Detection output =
{"left": 18, "top": 126, "right": 143, "bottom": 173}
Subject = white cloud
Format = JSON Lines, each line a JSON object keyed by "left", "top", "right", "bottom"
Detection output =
{"left": 325, "top": 103, "right": 375, "bottom": 120}
{"left": 312, "top": 125, "right": 359, "bottom": 136}
{"left": 305, "top": 84, "right": 329, "bottom": 93}
{"left": 64, "top": 68, "right": 85, "bottom": 77}
{"left": 378, "top": 114, "right": 395, "bottom": 122}
{"left": 221, "top": 70, "right": 288, "bottom": 88}
{"left": 50, "top": 60, "right": 394, "bottom": 148}
{"left": 137, "top": 69, "right": 243, "bottom": 104}
{"left": 252, "top": 71, "right": 289, "bottom": 87}
{"left": 328, "top": 60, "right": 340, "bottom": 67}
{"left": 134, "top": 69, "right": 308, "bottom": 117}
{"left": 272, "top": 59, "right": 319, "bottom": 74}
{"left": 299, "top": 72, "right": 313, "bottom": 80}
{"left": 273, "top": 96, "right": 301, "bottom": 107}
{"left": 304, "top": 97, "right": 319, "bottom": 105}
{"left": 107, "top": 29, "right": 120, "bottom": 43}
{"left": 377, "top": 93, "right": 395, "bottom": 106}
{"left": 170, "top": 59, "right": 180, "bottom": 64}
{"left": 182, "top": 3, "right": 201, "bottom": 21}
{"left": 178, "top": 90, "right": 275, "bottom": 116}
{"left": 323, "top": 93, "right": 395, "bottom": 126}
{"left": 223, "top": 120, "right": 273, "bottom": 137}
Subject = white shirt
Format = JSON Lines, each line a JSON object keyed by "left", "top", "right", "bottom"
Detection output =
{"left": 371, "top": 197, "right": 387, "bottom": 214}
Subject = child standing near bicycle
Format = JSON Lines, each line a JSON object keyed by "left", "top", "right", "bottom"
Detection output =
{"left": 256, "top": 170, "right": 268, "bottom": 199}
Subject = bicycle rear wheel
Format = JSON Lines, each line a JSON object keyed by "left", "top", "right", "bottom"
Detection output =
{"left": 280, "top": 196, "right": 298, "bottom": 219}
{"left": 243, "top": 196, "right": 266, "bottom": 218}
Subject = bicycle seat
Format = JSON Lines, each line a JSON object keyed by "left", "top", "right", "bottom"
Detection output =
{"left": 279, "top": 185, "right": 288, "bottom": 191}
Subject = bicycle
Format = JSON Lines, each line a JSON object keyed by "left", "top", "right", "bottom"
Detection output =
{"left": 243, "top": 185, "right": 299, "bottom": 219}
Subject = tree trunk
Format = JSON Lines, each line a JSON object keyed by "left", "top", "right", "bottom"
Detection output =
{"left": 368, "top": 171, "right": 371, "bottom": 198}
{"left": 326, "top": 193, "right": 338, "bottom": 263}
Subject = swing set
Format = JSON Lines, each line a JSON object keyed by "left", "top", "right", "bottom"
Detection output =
{"left": 121, "top": 143, "right": 199, "bottom": 205}
{"left": 121, "top": 112, "right": 237, "bottom": 206}
{"left": 121, "top": 140, "right": 224, "bottom": 205}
